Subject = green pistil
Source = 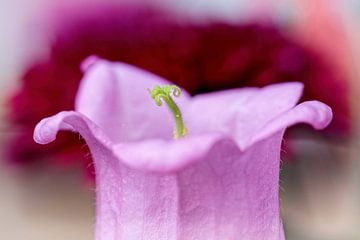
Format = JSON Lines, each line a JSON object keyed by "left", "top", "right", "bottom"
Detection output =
{"left": 149, "top": 85, "right": 188, "bottom": 139}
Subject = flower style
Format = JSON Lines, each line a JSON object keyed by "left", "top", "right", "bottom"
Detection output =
{"left": 34, "top": 57, "right": 332, "bottom": 240}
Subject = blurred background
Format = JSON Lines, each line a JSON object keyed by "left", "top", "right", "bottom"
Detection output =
{"left": 0, "top": 0, "right": 359, "bottom": 239}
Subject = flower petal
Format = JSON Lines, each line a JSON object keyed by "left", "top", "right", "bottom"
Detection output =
{"left": 34, "top": 110, "right": 112, "bottom": 149}
{"left": 185, "top": 82, "right": 327, "bottom": 149}
{"left": 76, "top": 57, "right": 191, "bottom": 142}
{"left": 113, "top": 84, "right": 332, "bottom": 173}
{"left": 34, "top": 110, "right": 286, "bottom": 239}
{"left": 33, "top": 110, "right": 180, "bottom": 240}
{"left": 100, "top": 132, "right": 287, "bottom": 240}
{"left": 34, "top": 97, "right": 331, "bottom": 176}
{"left": 248, "top": 100, "right": 332, "bottom": 148}
{"left": 112, "top": 133, "right": 224, "bottom": 173}
{"left": 109, "top": 133, "right": 287, "bottom": 239}
{"left": 176, "top": 132, "right": 285, "bottom": 240}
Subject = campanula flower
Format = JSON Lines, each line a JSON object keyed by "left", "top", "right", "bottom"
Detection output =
{"left": 34, "top": 57, "right": 332, "bottom": 239}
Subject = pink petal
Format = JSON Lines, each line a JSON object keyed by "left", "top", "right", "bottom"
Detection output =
{"left": 34, "top": 95, "right": 331, "bottom": 173}
{"left": 34, "top": 110, "right": 286, "bottom": 239}
{"left": 76, "top": 57, "right": 190, "bottom": 142}
{"left": 176, "top": 132, "right": 286, "bottom": 240}
{"left": 100, "top": 132, "right": 287, "bottom": 240}
{"left": 249, "top": 100, "right": 332, "bottom": 147}
{"left": 185, "top": 82, "right": 306, "bottom": 148}
{"left": 112, "top": 133, "right": 224, "bottom": 172}
{"left": 34, "top": 111, "right": 112, "bottom": 149}
{"left": 33, "top": 110, "right": 179, "bottom": 240}
{"left": 112, "top": 100, "right": 331, "bottom": 173}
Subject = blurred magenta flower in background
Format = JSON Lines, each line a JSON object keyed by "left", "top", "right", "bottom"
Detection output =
{"left": 34, "top": 58, "right": 332, "bottom": 240}
{"left": 7, "top": 3, "right": 350, "bottom": 178}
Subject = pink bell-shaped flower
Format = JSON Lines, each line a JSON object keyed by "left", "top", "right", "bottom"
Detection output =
{"left": 34, "top": 57, "right": 332, "bottom": 240}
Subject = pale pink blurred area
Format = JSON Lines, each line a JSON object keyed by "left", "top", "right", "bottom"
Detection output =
{"left": 1, "top": 0, "right": 360, "bottom": 240}
{"left": 292, "top": 0, "right": 353, "bottom": 75}
{"left": 282, "top": 1, "right": 360, "bottom": 239}
{"left": 0, "top": 166, "right": 94, "bottom": 240}
{"left": 3, "top": 2, "right": 111, "bottom": 240}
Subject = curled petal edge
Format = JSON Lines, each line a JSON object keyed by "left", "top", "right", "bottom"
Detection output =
{"left": 244, "top": 100, "right": 333, "bottom": 149}
{"left": 34, "top": 111, "right": 113, "bottom": 149}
